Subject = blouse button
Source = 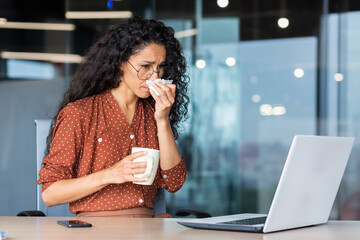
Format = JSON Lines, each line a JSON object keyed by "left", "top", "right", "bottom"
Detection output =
{"left": 98, "top": 138, "right": 103, "bottom": 143}
{"left": 139, "top": 198, "right": 144, "bottom": 204}
{"left": 130, "top": 134, "right": 135, "bottom": 139}
{"left": 163, "top": 175, "right": 167, "bottom": 179}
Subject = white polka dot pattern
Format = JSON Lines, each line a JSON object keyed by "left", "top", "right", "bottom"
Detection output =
{"left": 37, "top": 90, "right": 187, "bottom": 213}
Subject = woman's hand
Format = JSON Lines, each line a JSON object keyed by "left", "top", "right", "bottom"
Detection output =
{"left": 103, "top": 151, "right": 149, "bottom": 184}
{"left": 149, "top": 81, "right": 176, "bottom": 122}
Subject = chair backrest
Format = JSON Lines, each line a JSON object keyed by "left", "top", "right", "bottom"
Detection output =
{"left": 35, "top": 119, "right": 166, "bottom": 216}
{"left": 35, "top": 120, "right": 74, "bottom": 216}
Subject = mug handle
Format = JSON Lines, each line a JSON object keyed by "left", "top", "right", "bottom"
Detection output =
{"left": 139, "top": 156, "right": 154, "bottom": 178}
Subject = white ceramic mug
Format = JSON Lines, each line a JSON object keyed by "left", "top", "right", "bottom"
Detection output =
{"left": 132, "top": 147, "right": 160, "bottom": 185}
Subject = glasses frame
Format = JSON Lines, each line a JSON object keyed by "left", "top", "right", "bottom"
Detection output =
{"left": 127, "top": 61, "right": 170, "bottom": 80}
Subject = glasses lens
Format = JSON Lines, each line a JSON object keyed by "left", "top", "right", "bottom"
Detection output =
{"left": 157, "top": 65, "right": 174, "bottom": 79}
{"left": 162, "top": 68, "right": 173, "bottom": 79}
{"left": 138, "top": 65, "right": 153, "bottom": 80}
{"left": 158, "top": 68, "right": 165, "bottom": 78}
{"left": 137, "top": 65, "right": 173, "bottom": 80}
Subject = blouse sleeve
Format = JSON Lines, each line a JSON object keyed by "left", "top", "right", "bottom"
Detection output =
{"left": 36, "top": 103, "right": 83, "bottom": 192}
{"left": 159, "top": 157, "right": 187, "bottom": 193}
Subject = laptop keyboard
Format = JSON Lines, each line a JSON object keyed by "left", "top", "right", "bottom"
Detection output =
{"left": 220, "top": 216, "right": 267, "bottom": 225}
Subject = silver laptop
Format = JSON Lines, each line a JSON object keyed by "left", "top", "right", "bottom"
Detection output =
{"left": 178, "top": 135, "right": 354, "bottom": 233}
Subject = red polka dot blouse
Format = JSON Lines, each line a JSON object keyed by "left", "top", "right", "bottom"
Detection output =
{"left": 37, "top": 89, "right": 187, "bottom": 213}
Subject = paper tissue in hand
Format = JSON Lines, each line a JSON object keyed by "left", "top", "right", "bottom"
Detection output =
{"left": 146, "top": 79, "right": 173, "bottom": 96}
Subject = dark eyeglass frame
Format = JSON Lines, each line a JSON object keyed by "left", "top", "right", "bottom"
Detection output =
{"left": 127, "top": 61, "right": 170, "bottom": 80}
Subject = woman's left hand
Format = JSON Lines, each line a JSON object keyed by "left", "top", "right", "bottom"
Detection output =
{"left": 149, "top": 81, "right": 176, "bottom": 122}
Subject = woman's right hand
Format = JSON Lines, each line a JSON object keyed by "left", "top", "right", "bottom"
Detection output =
{"left": 103, "top": 151, "right": 149, "bottom": 184}
{"left": 42, "top": 151, "right": 149, "bottom": 207}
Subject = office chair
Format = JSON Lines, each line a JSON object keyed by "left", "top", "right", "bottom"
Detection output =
{"left": 17, "top": 119, "right": 210, "bottom": 218}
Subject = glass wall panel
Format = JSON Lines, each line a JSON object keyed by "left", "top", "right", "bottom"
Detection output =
{"left": 333, "top": 11, "right": 360, "bottom": 220}
{"left": 166, "top": 36, "right": 317, "bottom": 216}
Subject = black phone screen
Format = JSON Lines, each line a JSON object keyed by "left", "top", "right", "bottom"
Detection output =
{"left": 57, "top": 220, "right": 92, "bottom": 228}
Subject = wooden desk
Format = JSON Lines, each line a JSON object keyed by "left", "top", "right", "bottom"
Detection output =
{"left": 0, "top": 217, "right": 359, "bottom": 240}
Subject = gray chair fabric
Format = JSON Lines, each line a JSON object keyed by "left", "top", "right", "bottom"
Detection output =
{"left": 35, "top": 119, "right": 166, "bottom": 217}
{"left": 35, "top": 120, "right": 75, "bottom": 217}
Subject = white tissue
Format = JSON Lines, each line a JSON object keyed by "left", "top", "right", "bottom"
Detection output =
{"left": 146, "top": 79, "right": 173, "bottom": 96}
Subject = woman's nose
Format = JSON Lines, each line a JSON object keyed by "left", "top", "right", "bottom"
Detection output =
{"left": 149, "top": 71, "right": 160, "bottom": 80}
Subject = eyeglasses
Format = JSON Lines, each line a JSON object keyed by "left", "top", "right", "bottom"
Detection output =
{"left": 128, "top": 61, "right": 172, "bottom": 80}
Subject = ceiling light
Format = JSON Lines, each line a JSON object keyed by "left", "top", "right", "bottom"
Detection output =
{"left": 252, "top": 94, "right": 261, "bottom": 103}
{"left": 272, "top": 106, "right": 286, "bottom": 116}
{"left": 225, "top": 57, "right": 236, "bottom": 67}
{"left": 1, "top": 51, "right": 83, "bottom": 63}
{"left": 0, "top": 21, "right": 75, "bottom": 31}
{"left": 294, "top": 68, "right": 304, "bottom": 78}
{"left": 175, "top": 28, "right": 198, "bottom": 39}
{"left": 250, "top": 76, "right": 258, "bottom": 84}
{"left": 65, "top": 11, "right": 132, "bottom": 19}
{"left": 334, "top": 73, "right": 344, "bottom": 82}
{"left": 196, "top": 59, "right": 206, "bottom": 69}
{"left": 259, "top": 104, "right": 286, "bottom": 116}
{"left": 260, "top": 104, "right": 273, "bottom": 116}
{"left": 217, "top": 0, "right": 229, "bottom": 8}
{"left": 278, "top": 18, "right": 289, "bottom": 28}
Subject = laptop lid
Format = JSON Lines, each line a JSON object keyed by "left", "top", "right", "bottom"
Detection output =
{"left": 178, "top": 135, "right": 354, "bottom": 233}
{"left": 263, "top": 135, "right": 354, "bottom": 232}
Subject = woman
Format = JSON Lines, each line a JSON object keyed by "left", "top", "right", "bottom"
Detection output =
{"left": 37, "top": 17, "right": 189, "bottom": 218}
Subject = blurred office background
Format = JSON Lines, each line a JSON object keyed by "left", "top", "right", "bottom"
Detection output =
{"left": 1, "top": 0, "right": 360, "bottom": 219}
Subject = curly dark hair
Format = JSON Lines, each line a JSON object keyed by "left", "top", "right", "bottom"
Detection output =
{"left": 46, "top": 16, "right": 190, "bottom": 154}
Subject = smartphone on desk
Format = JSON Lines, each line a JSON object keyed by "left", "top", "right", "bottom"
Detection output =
{"left": 57, "top": 220, "right": 92, "bottom": 228}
